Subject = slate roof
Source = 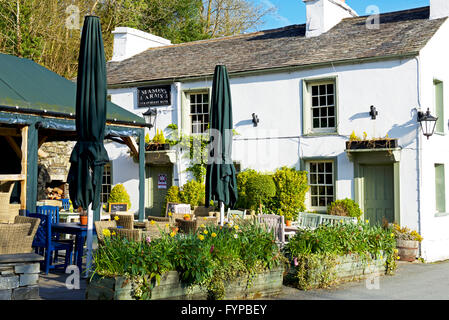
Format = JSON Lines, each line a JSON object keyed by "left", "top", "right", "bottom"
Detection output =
{"left": 107, "top": 6, "right": 446, "bottom": 86}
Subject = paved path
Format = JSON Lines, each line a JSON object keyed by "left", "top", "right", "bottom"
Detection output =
{"left": 37, "top": 260, "right": 449, "bottom": 300}
{"left": 275, "top": 260, "right": 449, "bottom": 300}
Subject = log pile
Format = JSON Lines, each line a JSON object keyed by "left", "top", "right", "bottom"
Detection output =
{"left": 46, "top": 186, "right": 64, "bottom": 200}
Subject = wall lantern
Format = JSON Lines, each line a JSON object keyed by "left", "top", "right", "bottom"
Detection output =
{"left": 417, "top": 108, "right": 438, "bottom": 140}
{"left": 369, "top": 105, "right": 378, "bottom": 120}
{"left": 252, "top": 113, "right": 259, "bottom": 127}
{"left": 143, "top": 108, "right": 157, "bottom": 129}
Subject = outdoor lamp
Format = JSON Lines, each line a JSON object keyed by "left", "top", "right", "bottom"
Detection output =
{"left": 369, "top": 105, "right": 378, "bottom": 120}
{"left": 143, "top": 108, "right": 157, "bottom": 129}
{"left": 252, "top": 113, "right": 259, "bottom": 127}
{"left": 417, "top": 108, "right": 438, "bottom": 140}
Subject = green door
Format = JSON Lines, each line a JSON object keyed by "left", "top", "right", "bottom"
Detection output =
{"left": 362, "top": 164, "right": 394, "bottom": 226}
{"left": 146, "top": 165, "right": 173, "bottom": 217}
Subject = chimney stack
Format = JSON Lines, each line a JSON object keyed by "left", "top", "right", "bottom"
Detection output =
{"left": 430, "top": 0, "right": 449, "bottom": 20}
{"left": 303, "top": 0, "right": 358, "bottom": 38}
{"left": 110, "top": 27, "right": 172, "bottom": 62}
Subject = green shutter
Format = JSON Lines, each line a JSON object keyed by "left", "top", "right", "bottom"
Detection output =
{"left": 434, "top": 81, "right": 444, "bottom": 134}
{"left": 435, "top": 164, "right": 446, "bottom": 213}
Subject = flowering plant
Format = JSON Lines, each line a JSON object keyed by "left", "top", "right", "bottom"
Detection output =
{"left": 392, "top": 224, "right": 423, "bottom": 242}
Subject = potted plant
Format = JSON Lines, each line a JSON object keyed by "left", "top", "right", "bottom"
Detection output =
{"left": 284, "top": 213, "right": 293, "bottom": 227}
{"left": 79, "top": 209, "right": 88, "bottom": 226}
{"left": 183, "top": 214, "right": 191, "bottom": 221}
{"left": 146, "top": 129, "right": 170, "bottom": 151}
{"left": 346, "top": 131, "right": 398, "bottom": 150}
{"left": 392, "top": 224, "right": 423, "bottom": 262}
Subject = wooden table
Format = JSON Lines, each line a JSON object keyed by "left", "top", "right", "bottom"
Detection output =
{"left": 52, "top": 223, "right": 88, "bottom": 272}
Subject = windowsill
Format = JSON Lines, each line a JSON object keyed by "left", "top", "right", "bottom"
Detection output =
{"left": 435, "top": 211, "right": 449, "bottom": 217}
{"left": 303, "top": 131, "right": 338, "bottom": 137}
{"left": 434, "top": 132, "right": 445, "bottom": 136}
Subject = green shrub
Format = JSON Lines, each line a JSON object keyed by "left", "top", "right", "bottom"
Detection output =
{"left": 246, "top": 174, "right": 276, "bottom": 213}
{"left": 180, "top": 179, "right": 206, "bottom": 207}
{"left": 268, "top": 167, "right": 309, "bottom": 221}
{"left": 163, "top": 186, "right": 181, "bottom": 215}
{"left": 235, "top": 169, "right": 258, "bottom": 209}
{"left": 327, "top": 198, "right": 362, "bottom": 219}
{"left": 107, "top": 184, "right": 131, "bottom": 211}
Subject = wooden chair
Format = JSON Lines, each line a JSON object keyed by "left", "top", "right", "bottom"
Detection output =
{"left": 28, "top": 213, "right": 73, "bottom": 274}
{"left": 192, "top": 206, "right": 218, "bottom": 218}
{"left": 108, "top": 227, "right": 142, "bottom": 242}
{"left": 227, "top": 209, "right": 246, "bottom": 221}
{"left": 257, "top": 214, "right": 286, "bottom": 247}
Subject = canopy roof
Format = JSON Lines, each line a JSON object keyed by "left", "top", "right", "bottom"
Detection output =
{"left": 0, "top": 53, "right": 146, "bottom": 127}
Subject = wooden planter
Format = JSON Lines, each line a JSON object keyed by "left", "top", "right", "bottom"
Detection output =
{"left": 146, "top": 143, "right": 170, "bottom": 151}
{"left": 345, "top": 139, "right": 398, "bottom": 150}
{"left": 86, "top": 266, "right": 284, "bottom": 300}
{"left": 396, "top": 239, "right": 419, "bottom": 262}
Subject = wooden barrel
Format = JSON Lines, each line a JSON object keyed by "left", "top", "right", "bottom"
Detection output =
{"left": 396, "top": 239, "right": 419, "bottom": 262}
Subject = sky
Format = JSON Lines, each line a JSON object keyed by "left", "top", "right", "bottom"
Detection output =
{"left": 256, "top": 0, "right": 430, "bottom": 30}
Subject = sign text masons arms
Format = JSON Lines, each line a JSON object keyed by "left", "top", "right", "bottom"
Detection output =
{"left": 138, "top": 85, "right": 171, "bottom": 107}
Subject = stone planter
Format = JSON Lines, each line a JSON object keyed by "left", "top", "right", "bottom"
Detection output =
{"left": 285, "top": 253, "right": 387, "bottom": 290}
{"left": 146, "top": 143, "right": 170, "bottom": 151}
{"left": 396, "top": 239, "right": 419, "bottom": 262}
{"left": 86, "top": 266, "right": 284, "bottom": 300}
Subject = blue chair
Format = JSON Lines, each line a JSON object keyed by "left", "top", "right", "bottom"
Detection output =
{"left": 28, "top": 213, "right": 74, "bottom": 275}
{"left": 61, "top": 199, "right": 70, "bottom": 210}
{"left": 37, "top": 205, "right": 59, "bottom": 225}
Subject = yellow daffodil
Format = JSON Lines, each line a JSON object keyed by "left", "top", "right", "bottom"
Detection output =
{"left": 365, "top": 220, "right": 369, "bottom": 224}
{"left": 170, "top": 231, "right": 176, "bottom": 237}
{"left": 198, "top": 235, "right": 205, "bottom": 241}
{"left": 102, "top": 229, "right": 111, "bottom": 237}
{"left": 168, "top": 212, "right": 172, "bottom": 217}
{"left": 390, "top": 233, "right": 394, "bottom": 237}
{"left": 200, "top": 224, "right": 206, "bottom": 228}
{"left": 397, "top": 256, "right": 400, "bottom": 260}
{"left": 211, "top": 232, "right": 217, "bottom": 238}
{"left": 234, "top": 225, "right": 239, "bottom": 230}
{"left": 150, "top": 220, "right": 156, "bottom": 225}
{"left": 114, "top": 216, "right": 119, "bottom": 221}
{"left": 203, "top": 230, "right": 208, "bottom": 235}
{"left": 165, "top": 223, "right": 169, "bottom": 228}
{"left": 203, "top": 217, "right": 207, "bottom": 220}
{"left": 111, "top": 231, "right": 116, "bottom": 236}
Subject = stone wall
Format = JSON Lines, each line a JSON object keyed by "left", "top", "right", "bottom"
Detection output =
{"left": 0, "top": 253, "right": 43, "bottom": 300}
{"left": 38, "top": 141, "right": 75, "bottom": 182}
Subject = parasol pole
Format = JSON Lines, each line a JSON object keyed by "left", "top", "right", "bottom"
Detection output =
{"left": 220, "top": 201, "right": 225, "bottom": 227}
{"left": 83, "top": 204, "right": 93, "bottom": 278}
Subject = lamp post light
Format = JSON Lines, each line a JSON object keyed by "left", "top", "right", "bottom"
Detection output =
{"left": 417, "top": 108, "right": 438, "bottom": 140}
{"left": 143, "top": 108, "right": 157, "bottom": 130}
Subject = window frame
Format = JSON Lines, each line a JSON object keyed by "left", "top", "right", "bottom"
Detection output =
{"left": 435, "top": 163, "right": 446, "bottom": 214}
{"left": 302, "top": 77, "right": 338, "bottom": 135}
{"left": 101, "top": 162, "right": 112, "bottom": 205}
{"left": 182, "top": 89, "right": 211, "bottom": 135}
{"left": 304, "top": 159, "right": 336, "bottom": 212}
{"left": 434, "top": 79, "right": 444, "bottom": 135}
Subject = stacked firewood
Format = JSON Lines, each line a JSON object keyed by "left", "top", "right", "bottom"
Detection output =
{"left": 46, "top": 187, "right": 64, "bottom": 200}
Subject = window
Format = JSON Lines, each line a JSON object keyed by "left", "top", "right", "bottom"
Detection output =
{"left": 434, "top": 80, "right": 444, "bottom": 134}
{"left": 189, "top": 92, "right": 209, "bottom": 134}
{"left": 101, "top": 162, "right": 112, "bottom": 204}
{"left": 435, "top": 164, "right": 446, "bottom": 213}
{"left": 307, "top": 160, "right": 335, "bottom": 210}
{"left": 303, "top": 79, "right": 337, "bottom": 134}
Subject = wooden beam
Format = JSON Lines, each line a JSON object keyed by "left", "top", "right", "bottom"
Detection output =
{"left": 0, "top": 174, "right": 26, "bottom": 181}
{"left": 5, "top": 136, "right": 21, "bottom": 159}
{"left": 20, "top": 126, "right": 28, "bottom": 210}
{"left": 121, "top": 136, "right": 139, "bottom": 157}
{"left": 0, "top": 127, "right": 20, "bottom": 137}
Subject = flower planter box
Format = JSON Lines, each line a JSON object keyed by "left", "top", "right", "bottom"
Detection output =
{"left": 396, "top": 239, "right": 419, "bottom": 262}
{"left": 86, "top": 266, "right": 284, "bottom": 300}
{"left": 145, "top": 143, "right": 170, "bottom": 151}
{"left": 345, "top": 139, "right": 398, "bottom": 150}
{"left": 285, "top": 253, "right": 387, "bottom": 290}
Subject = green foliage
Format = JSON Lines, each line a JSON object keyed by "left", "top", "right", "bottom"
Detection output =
{"left": 152, "top": 129, "right": 166, "bottom": 144}
{"left": 179, "top": 179, "right": 206, "bottom": 207}
{"left": 235, "top": 169, "right": 258, "bottom": 209}
{"left": 327, "top": 198, "right": 363, "bottom": 219}
{"left": 283, "top": 221, "right": 398, "bottom": 280}
{"left": 268, "top": 167, "right": 309, "bottom": 221}
{"left": 92, "top": 221, "right": 284, "bottom": 300}
{"left": 246, "top": 174, "right": 276, "bottom": 213}
{"left": 107, "top": 184, "right": 131, "bottom": 210}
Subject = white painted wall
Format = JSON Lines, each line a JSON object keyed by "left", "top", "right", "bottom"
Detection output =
{"left": 416, "top": 18, "right": 449, "bottom": 262}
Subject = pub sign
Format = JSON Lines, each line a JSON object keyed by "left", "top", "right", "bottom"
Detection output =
{"left": 137, "top": 85, "right": 171, "bottom": 107}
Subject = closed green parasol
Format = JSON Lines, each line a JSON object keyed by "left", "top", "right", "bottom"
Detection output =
{"left": 205, "top": 65, "right": 238, "bottom": 225}
{"left": 67, "top": 15, "right": 109, "bottom": 275}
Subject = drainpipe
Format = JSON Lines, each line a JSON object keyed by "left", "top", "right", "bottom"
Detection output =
{"left": 414, "top": 56, "right": 423, "bottom": 258}
{"left": 174, "top": 81, "right": 182, "bottom": 187}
